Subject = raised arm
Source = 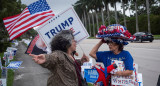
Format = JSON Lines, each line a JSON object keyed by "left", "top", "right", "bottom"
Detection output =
{"left": 29, "top": 54, "right": 46, "bottom": 64}
{"left": 29, "top": 52, "right": 58, "bottom": 70}
{"left": 89, "top": 40, "right": 103, "bottom": 60}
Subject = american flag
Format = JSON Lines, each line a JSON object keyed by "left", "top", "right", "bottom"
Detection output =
{"left": 3, "top": 0, "right": 55, "bottom": 40}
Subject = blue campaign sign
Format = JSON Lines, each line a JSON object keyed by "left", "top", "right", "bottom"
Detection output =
{"left": 84, "top": 69, "right": 99, "bottom": 83}
{"left": 7, "top": 61, "right": 23, "bottom": 69}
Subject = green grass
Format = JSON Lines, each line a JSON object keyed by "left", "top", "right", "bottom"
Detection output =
{"left": 88, "top": 37, "right": 96, "bottom": 39}
{"left": 7, "top": 69, "right": 15, "bottom": 86}
{"left": 154, "top": 35, "right": 160, "bottom": 39}
{"left": 88, "top": 83, "right": 94, "bottom": 86}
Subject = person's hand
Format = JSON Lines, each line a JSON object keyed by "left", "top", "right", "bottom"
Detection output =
{"left": 75, "top": 52, "right": 79, "bottom": 56}
{"left": 114, "top": 71, "right": 123, "bottom": 76}
{"left": 81, "top": 54, "right": 89, "bottom": 63}
{"left": 101, "top": 38, "right": 107, "bottom": 43}
{"left": 29, "top": 54, "right": 46, "bottom": 64}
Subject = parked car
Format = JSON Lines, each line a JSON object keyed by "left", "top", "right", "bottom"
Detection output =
{"left": 132, "top": 32, "right": 154, "bottom": 42}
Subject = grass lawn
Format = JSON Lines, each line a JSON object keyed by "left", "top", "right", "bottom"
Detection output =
{"left": 154, "top": 35, "right": 160, "bottom": 39}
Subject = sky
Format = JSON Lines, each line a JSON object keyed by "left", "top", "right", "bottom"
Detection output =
{"left": 21, "top": 0, "right": 78, "bottom": 15}
{"left": 21, "top": 0, "right": 132, "bottom": 16}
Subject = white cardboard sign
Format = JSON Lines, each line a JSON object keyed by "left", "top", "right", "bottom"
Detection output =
{"left": 111, "top": 60, "right": 139, "bottom": 86}
{"left": 36, "top": 7, "right": 89, "bottom": 48}
{"left": 0, "top": 78, "right": 6, "bottom": 86}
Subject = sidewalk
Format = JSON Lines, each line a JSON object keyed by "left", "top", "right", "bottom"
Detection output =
{"left": 13, "top": 42, "right": 50, "bottom": 86}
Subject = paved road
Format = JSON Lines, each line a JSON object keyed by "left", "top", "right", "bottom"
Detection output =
{"left": 13, "top": 39, "right": 160, "bottom": 86}
{"left": 76, "top": 39, "right": 160, "bottom": 86}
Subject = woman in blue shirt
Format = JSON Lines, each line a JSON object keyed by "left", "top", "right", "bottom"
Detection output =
{"left": 89, "top": 24, "right": 135, "bottom": 86}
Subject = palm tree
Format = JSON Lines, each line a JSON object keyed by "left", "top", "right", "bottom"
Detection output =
{"left": 94, "top": 0, "right": 104, "bottom": 30}
{"left": 121, "top": 0, "right": 130, "bottom": 27}
{"left": 146, "top": 0, "right": 151, "bottom": 33}
{"left": 101, "top": 8, "right": 105, "bottom": 25}
{"left": 103, "top": 0, "right": 111, "bottom": 25}
{"left": 87, "top": 13, "right": 91, "bottom": 36}
{"left": 74, "top": 1, "right": 85, "bottom": 19}
{"left": 74, "top": 0, "right": 89, "bottom": 31}
{"left": 110, "top": 0, "right": 121, "bottom": 24}
{"left": 91, "top": 12, "right": 95, "bottom": 37}
{"left": 88, "top": 0, "right": 104, "bottom": 36}
{"left": 132, "top": 0, "right": 139, "bottom": 32}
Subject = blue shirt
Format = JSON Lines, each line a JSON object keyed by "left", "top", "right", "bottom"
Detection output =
{"left": 96, "top": 50, "right": 134, "bottom": 70}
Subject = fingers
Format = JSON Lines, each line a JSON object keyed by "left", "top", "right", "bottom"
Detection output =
{"left": 82, "top": 53, "right": 90, "bottom": 62}
{"left": 32, "top": 57, "right": 38, "bottom": 63}
{"left": 30, "top": 54, "right": 39, "bottom": 63}
{"left": 29, "top": 54, "right": 36, "bottom": 57}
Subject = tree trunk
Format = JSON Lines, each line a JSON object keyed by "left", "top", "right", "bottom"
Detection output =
{"left": 135, "top": 0, "right": 139, "bottom": 32}
{"left": 101, "top": 8, "right": 104, "bottom": 25}
{"left": 114, "top": 3, "right": 118, "bottom": 24}
{"left": 88, "top": 13, "right": 91, "bottom": 36}
{"left": 146, "top": 0, "right": 151, "bottom": 33}
{"left": 107, "top": 5, "right": 110, "bottom": 25}
{"left": 82, "top": 16, "right": 84, "bottom": 25}
{"left": 84, "top": 11, "right": 87, "bottom": 29}
{"left": 96, "top": 12, "right": 99, "bottom": 35}
{"left": 122, "top": 1, "right": 127, "bottom": 27}
{"left": 91, "top": 12, "right": 95, "bottom": 37}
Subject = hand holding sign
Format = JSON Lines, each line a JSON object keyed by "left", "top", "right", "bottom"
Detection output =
{"left": 81, "top": 54, "right": 89, "bottom": 63}
{"left": 29, "top": 54, "right": 46, "bottom": 64}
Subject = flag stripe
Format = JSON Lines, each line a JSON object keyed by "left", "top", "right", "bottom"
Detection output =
{"left": 3, "top": 8, "right": 29, "bottom": 25}
{"left": 8, "top": 10, "right": 54, "bottom": 35}
{"left": 10, "top": 28, "right": 31, "bottom": 40}
{"left": 10, "top": 16, "right": 53, "bottom": 37}
{"left": 6, "top": 13, "right": 30, "bottom": 31}
{"left": 4, "top": 8, "right": 30, "bottom": 30}
{"left": 3, "top": 14, "right": 20, "bottom": 21}
{"left": 8, "top": 9, "right": 53, "bottom": 34}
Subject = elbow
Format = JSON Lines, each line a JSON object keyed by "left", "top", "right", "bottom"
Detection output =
{"left": 89, "top": 53, "right": 93, "bottom": 57}
{"left": 89, "top": 53, "right": 97, "bottom": 60}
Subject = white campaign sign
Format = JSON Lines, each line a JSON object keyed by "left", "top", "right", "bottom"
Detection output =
{"left": 0, "top": 78, "right": 6, "bottom": 86}
{"left": 111, "top": 60, "right": 139, "bottom": 86}
{"left": 36, "top": 7, "right": 89, "bottom": 48}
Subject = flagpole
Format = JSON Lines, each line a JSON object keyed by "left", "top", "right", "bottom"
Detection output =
{"left": 78, "top": 44, "right": 85, "bottom": 54}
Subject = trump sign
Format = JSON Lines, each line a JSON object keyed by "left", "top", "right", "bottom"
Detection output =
{"left": 36, "top": 7, "right": 89, "bottom": 48}
{"left": 7, "top": 61, "right": 23, "bottom": 69}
